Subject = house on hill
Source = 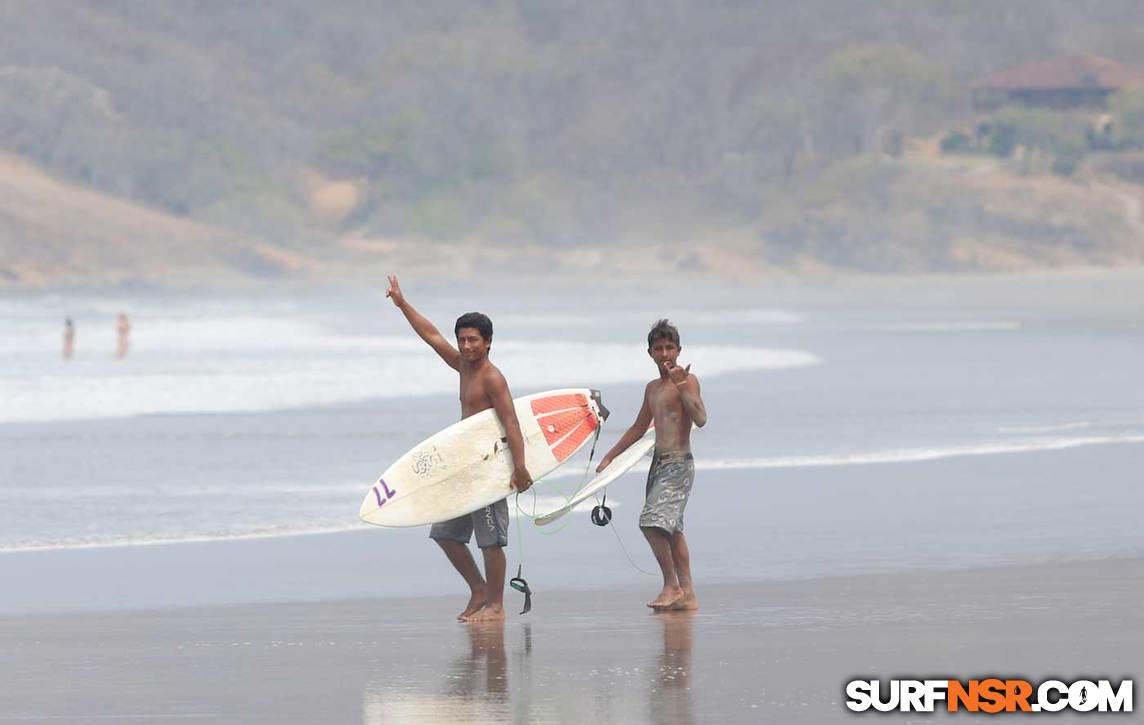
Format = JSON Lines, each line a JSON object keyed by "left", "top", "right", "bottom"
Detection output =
{"left": 971, "top": 54, "right": 1144, "bottom": 111}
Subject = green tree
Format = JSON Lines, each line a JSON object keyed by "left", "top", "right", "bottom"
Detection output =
{"left": 988, "top": 108, "right": 1090, "bottom": 175}
{"left": 1109, "top": 84, "right": 1144, "bottom": 148}
{"left": 823, "top": 44, "right": 956, "bottom": 157}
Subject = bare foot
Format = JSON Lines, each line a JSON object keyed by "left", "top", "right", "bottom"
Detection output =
{"left": 458, "top": 588, "right": 486, "bottom": 621}
{"left": 671, "top": 590, "right": 699, "bottom": 611}
{"left": 647, "top": 585, "right": 684, "bottom": 610}
{"left": 462, "top": 603, "right": 505, "bottom": 622}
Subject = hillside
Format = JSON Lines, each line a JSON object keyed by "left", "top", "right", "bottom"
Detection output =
{"left": 4, "top": 1, "right": 1144, "bottom": 286}
{"left": 754, "top": 151, "right": 1144, "bottom": 273}
{"left": 5, "top": 148, "right": 1144, "bottom": 287}
{"left": 0, "top": 154, "right": 312, "bottom": 287}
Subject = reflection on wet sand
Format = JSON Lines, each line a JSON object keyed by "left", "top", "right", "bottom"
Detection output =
{"left": 511, "top": 623, "right": 535, "bottom": 723}
{"left": 363, "top": 613, "right": 696, "bottom": 723}
{"left": 650, "top": 612, "right": 696, "bottom": 725}
{"left": 363, "top": 621, "right": 519, "bottom": 724}
{"left": 446, "top": 621, "right": 508, "bottom": 701}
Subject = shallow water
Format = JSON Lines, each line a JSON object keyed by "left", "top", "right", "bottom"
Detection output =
{"left": 2, "top": 275, "right": 1144, "bottom": 615}
{"left": 3, "top": 276, "right": 1144, "bottom": 556}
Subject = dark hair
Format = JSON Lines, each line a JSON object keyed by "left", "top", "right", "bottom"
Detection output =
{"left": 647, "top": 318, "right": 680, "bottom": 348}
{"left": 455, "top": 312, "right": 493, "bottom": 341}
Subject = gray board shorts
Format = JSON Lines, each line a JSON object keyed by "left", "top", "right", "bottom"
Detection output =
{"left": 429, "top": 498, "right": 510, "bottom": 549}
{"left": 639, "top": 451, "right": 695, "bottom": 534}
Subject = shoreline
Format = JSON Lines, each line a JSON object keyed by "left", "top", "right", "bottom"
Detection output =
{"left": 4, "top": 548, "right": 1144, "bottom": 617}
{"left": 4, "top": 262, "right": 1144, "bottom": 297}
{"left": 4, "top": 426, "right": 1144, "bottom": 556}
{"left": 0, "top": 520, "right": 1140, "bottom": 617}
{"left": 3, "top": 438, "right": 1143, "bottom": 616}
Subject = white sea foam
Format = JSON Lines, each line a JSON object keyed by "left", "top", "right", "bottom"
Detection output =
{"left": 496, "top": 308, "right": 807, "bottom": 327}
{"left": 997, "top": 421, "right": 1095, "bottom": 434}
{"left": 546, "top": 432, "right": 1144, "bottom": 480}
{"left": 0, "top": 522, "right": 373, "bottom": 554}
{"left": 6, "top": 433, "right": 1141, "bottom": 553}
{"left": 997, "top": 416, "right": 1144, "bottom": 434}
{"left": 695, "top": 433, "right": 1144, "bottom": 470}
{"left": 0, "top": 491, "right": 618, "bottom": 553}
{"left": 0, "top": 312, "right": 821, "bottom": 423}
{"left": 860, "top": 321, "right": 1021, "bottom": 333}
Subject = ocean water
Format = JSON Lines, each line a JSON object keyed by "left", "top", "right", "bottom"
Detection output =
{"left": 2, "top": 275, "right": 1144, "bottom": 566}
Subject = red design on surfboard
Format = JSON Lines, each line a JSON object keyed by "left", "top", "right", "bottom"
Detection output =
{"left": 531, "top": 393, "right": 599, "bottom": 462}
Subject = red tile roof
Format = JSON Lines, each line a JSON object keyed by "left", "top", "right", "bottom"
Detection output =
{"left": 971, "top": 54, "right": 1144, "bottom": 91}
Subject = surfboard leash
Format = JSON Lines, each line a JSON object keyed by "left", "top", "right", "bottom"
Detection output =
{"left": 543, "top": 417, "right": 655, "bottom": 575}
{"left": 580, "top": 422, "right": 655, "bottom": 575}
{"left": 510, "top": 496, "right": 533, "bottom": 614}
{"left": 593, "top": 490, "right": 658, "bottom": 577}
{"left": 508, "top": 420, "right": 607, "bottom": 614}
{"left": 513, "top": 421, "right": 602, "bottom": 534}
{"left": 546, "top": 421, "right": 656, "bottom": 576}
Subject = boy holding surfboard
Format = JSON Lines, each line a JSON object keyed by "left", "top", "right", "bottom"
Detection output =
{"left": 386, "top": 275, "right": 532, "bottom": 622}
{"left": 597, "top": 320, "right": 707, "bottom": 611}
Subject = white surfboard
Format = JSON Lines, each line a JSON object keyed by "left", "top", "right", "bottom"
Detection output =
{"left": 533, "top": 424, "right": 657, "bottom": 526}
{"left": 359, "top": 388, "right": 607, "bottom": 527}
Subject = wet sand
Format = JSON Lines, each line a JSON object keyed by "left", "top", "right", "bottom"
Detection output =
{"left": 0, "top": 556, "right": 1139, "bottom": 724}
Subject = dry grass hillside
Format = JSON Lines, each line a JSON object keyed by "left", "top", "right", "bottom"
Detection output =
{"left": 5, "top": 147, "right": 1144, "bottom": 288}
{"left": 0, "top": 154, "right": 316, "bottom": 287}
{"left": 752, "top": 151, "right": 1144, "bottom": 273}
{"left": 5, "top": 1, "right": 1144, "bottom": 287}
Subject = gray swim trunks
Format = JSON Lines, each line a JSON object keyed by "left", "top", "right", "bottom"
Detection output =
{"left": 639, "top": 451, "right": 695, "bottom": 533}
{"left": 429, "top": 498, "right": 509, "bottom": 549}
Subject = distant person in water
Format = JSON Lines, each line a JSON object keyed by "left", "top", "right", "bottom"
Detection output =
{"left": 115, "top": 313, "right": 130, "bottom": 359}
{"left": 385, "top": 274, "right": 532, "bottom": 622}
{"left": 63, "top": 318, "right": 75, "bottom": 360}
{"left": 597, "top": 319, "right": 707, "bottom": 612}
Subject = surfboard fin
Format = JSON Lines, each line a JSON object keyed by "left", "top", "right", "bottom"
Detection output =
{"left": 590, "top": 389, "right": 610, "bottom": 422}
{"left": 509, "top": 564, "right": 532, "bottom": 615}
{"left": 591, "top": 493, "right": 613, "bottom": 526}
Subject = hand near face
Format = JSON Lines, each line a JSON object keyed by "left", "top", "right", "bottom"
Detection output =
{"left": 666, "top": 360, "right": 692, "bottom": 387}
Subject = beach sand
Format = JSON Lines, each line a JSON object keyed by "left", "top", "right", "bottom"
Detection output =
{"left": 0, "top": 556, "right": 1138, "bottom": 724}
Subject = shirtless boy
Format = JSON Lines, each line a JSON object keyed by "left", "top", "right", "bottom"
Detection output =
{"left": 597, "top": 319, "right": 707, "bottom": 611}
{"left": 386, "top": 275, "right": 532, "bottom": 622}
